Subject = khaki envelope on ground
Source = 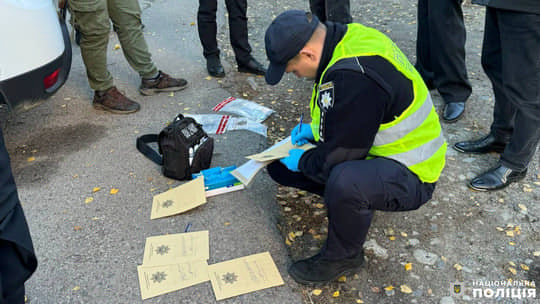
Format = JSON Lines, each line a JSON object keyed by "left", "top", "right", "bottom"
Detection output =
{"left": 137, "top": 260, "right": 209, "bottom": 300}
{"left": 150, "top": 177, "right": 206, "bottom": 219}
{"left": 143, "top": 231, "right": 210, "bottom": 265}
{"left": 208, "top": 252, "right": 284, "bottom": 301}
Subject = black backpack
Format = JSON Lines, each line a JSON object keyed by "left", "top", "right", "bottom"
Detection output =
{"left": 137, "top": 114, "right": 214, "bottom": 180}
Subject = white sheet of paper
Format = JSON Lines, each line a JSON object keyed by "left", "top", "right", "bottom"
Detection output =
{"left": 230, "top": 159, "right": 271, "bottom": 186}
{"left": 150, "top": 177, "right": 206, "bottom": 219}
{"left": 246, "top": 136, "right": 315, "bottom": 162}
{"left": 143, "top": 231, "right": 210, "bottom": 266}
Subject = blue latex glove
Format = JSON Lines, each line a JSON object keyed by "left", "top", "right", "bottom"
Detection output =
{"left": 280, "top": 149, "right": 305, "bottom": 172}
{"left": 291, "top": 123, "right": 314, "bottom": 146}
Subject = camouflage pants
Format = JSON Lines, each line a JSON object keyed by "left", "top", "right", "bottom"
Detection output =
{"left": 69, "top": 0, "right": 158, "bottom": 91}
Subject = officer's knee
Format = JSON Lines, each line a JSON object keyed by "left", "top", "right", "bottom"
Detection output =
{"left": 326, "top": 163, "right": 373, "bottom": 207}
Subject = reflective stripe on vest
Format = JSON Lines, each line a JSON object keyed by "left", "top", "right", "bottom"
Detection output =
{"left": 310, "top": 23, "right": 446, "bottom": 183}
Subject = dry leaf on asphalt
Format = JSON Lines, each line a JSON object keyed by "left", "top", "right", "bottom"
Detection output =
{"left": 110, "top": 188, "right": 119, "bottom": 194}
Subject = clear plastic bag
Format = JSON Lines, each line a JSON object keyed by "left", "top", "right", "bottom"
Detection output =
{"left": 185, "top": 114, "right": 267, "bottom": 137}
{"left": 212, "top": 97, "right": 274, "bottom": 122}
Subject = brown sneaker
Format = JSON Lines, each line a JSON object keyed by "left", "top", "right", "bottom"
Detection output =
{"left": 93, "top": 86, "right": 140, "bottom": 114}
{"left": 139, "top": 71, "right": 188, "bottom": 96}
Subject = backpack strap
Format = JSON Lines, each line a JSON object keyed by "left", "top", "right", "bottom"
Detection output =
{"left": 136, "top": 134, "right": 163, "bottom": 165}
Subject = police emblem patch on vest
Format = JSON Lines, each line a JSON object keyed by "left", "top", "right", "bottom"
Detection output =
{"left": 318, "top": 81, "right": 334, "bottom": 112}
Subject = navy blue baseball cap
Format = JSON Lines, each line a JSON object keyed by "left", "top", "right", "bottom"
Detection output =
{"left": 264, "top": 10, "right": 320, "bottom": 85}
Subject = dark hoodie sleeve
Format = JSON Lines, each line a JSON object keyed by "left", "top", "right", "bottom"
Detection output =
{"left": 298, "top": 68, "right": 389, "bottom": 184}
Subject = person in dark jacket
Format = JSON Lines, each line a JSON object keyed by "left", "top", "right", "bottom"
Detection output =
{"left": 0, "top": 128, "right": 37, "bottom": 304}
{"left": 453, "top": 0, "right": 539, "bottom": 191}
{"left": 415, "top": 0, "right": 472, "bottom": 122}
{"left": 263, "top": 10, "right": 446, "bottom": 284}
{"left": 309, "top": 0, "right": 352, "bottom": 24}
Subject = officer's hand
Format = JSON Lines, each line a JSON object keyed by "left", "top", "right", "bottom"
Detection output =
{"left": 279, "top": 149, "right": 305, "bottom": 172}
{"left": 291, "top": 123, "right": 314, "bottom": 146}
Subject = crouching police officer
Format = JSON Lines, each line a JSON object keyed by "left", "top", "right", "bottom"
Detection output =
{"left": 263, "top": 10, "right": 446, "bottom": 285}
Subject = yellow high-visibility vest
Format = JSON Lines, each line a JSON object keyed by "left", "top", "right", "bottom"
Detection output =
{"left": 309, "top": 23, "right": 446, "bottom": 183}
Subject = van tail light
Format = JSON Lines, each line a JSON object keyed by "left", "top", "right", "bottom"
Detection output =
{"left": 43, "top": 69, "right": 60, "bottom": 89}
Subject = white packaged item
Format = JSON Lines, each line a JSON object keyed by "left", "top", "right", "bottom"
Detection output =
{"left": 212, "top": 97, "right": 274, "bottom": 122}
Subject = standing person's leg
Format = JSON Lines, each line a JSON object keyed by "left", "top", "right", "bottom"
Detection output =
{"left": 68, "top": 0, "right": 114, "bottom": 91}
{"left": 469, "top": 8, "right": 540, "bottom": 191}
{"left": 415, "top": 0, "right": 434, "bottom": 88}
{"left": 224, "top": 0, "right": 251, "bottom": 65}
{"left": 453, "top": 7, "right": 512, "bottom": 153}
{"left": 326, "top": 0, "right": 352, "bottom": 23}
{"left": 225, "top": 0, "right": 265, "bottom": 75}
{"left": 197, "top": 0, "right": 220, "bottom": 60}
{"left": 108, "top": 0, "right": 157, "bottom": 79}
{"left": 288, "top": 159, "right": 435, "bottom": 284}
{"left": 429, "top": 0, "right": 471, "bottom": 104}
{"left": 197, "top": 0, "right": 224, "bottom": 77}
{"left": 496, "top": 9, "right": 540, "bottom": 171}
{"left": 309, "top": 0, "right": 327, "bottom": 23}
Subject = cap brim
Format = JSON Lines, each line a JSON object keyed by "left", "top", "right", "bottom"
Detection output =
{"left": 265, "top": 62, "right": 287, "bottom": 85}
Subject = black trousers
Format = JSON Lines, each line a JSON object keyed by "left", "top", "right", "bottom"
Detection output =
{"left": 197, "top": 0, "right": 252, "bottom": 65}
{"left": 267, "top": 158, "right": 435, "bottom": 260}
{"left": 0, "top": 129, "right": 37, "bottom": 304}
{"left": 482, "top": 8, "right": 540, "bottom": 171}
{"left": 309, "top": 0, "right": 352, "bottom": 23}
{"left": 415, "top": 0, "right": 472, "bottom": 104}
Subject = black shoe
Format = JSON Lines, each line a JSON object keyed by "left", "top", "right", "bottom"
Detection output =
{"left": 454, "top": 133, "right": 508, "bottom": 154}
{"left": 238, "top": 58, "right": 266, "bottom": 76}
{"left": 443, "top": 102, "right": 465, "bottom": 122}
{"left": 288, "top": 251, "right": 364, "bottom": 285}
{"left": 206, "top": 56, "right": 225, "bottom": 78}
{"left": 469, "top": 164, "right": 527, "bottom": 192}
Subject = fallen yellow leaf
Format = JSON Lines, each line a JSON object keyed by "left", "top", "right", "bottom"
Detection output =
{"left": 27, "top": 157, "right": 35, "bottom": 162}
{"left": 400, "top": 285, "right": 412, "bottom": 294}
{"left": 190, "top": 22, "right": 195, "bottom": 26}
{"left": 73, "top": 226, "right": 82, "bottom": 231}
{"left": 72, "top": 286, "right": 80, "bottom": 291}
{"left": 338, "top": 276, "right": 346, "bottom": 282}
{"left": 405, "top": 263, "right": 412, "bottom": 271}
{"left": 520, "top": 264, "right": 529, "bottom": 271}
{"left": 454, "top": 264, "right": 463, "bottom": 271}
{"left": 518, "top": 204, "right": 527, "bottom": 211}
{"left": 205, "top": 76, "right": 212, "bottom": 80}
{"left": 384, "top": 285, "right": 394, "bottom": 291}
{"left": 356, "top": 300, "right": 364, "bottom": 304}
{"left": 534, "top": 251, "right": 540, "bottom": 257}
{"left": 509, "top": 261, "right": 516, "bottom": 267}
{"left": 288, "top": 232, "right": 296, "bottom": 241}
{"left": 508, "top": 267, "right": 517, "bottom": 275}
{"left": 332, "top": 291, "right": 340, "bottom": 297}
{"left": 389, "top": 236, "right": 396, "bottom": 241}
{"left": 400, "top": 232, "right": 408, "bottom": 237}
{"left": 85, "top": 197, "right": 93, "bottom": 204}
{"left": 224, "top": 222, "right": 230, "bottom": 226}
{"left": 506, "top": 231, "right": 515, "bottom": 237}
{"left": 110, "top": 188, "right": 119, "bottom": 194}
{"left": 312, "top": 289, "right": 322, "bottom": 296}
{"left": 285, "top": 238, "right": 291, "bottom": 246}
{"left": 113, "top": 44, "right": 121, "bottom": 50}
{"left": 92, "top": 187, "right": 101, "bottom": 193}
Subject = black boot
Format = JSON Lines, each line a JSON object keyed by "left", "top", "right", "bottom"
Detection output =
{"left": 469, "top": 163, "right": 527, "bottom": 192}
{"left": 288, "top": 251, "right": 364, "bottom": 285}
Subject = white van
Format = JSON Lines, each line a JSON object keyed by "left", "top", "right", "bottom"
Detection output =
{"left": 0, "top": 0, "right": 71, "bottom": 112}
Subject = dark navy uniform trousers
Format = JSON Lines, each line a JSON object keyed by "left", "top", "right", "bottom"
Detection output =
{"left": 268, "top": 158, "right": 435, "bottom": 260}
{"left": 0, "top": 129, "right": 37, "bottom": 304}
